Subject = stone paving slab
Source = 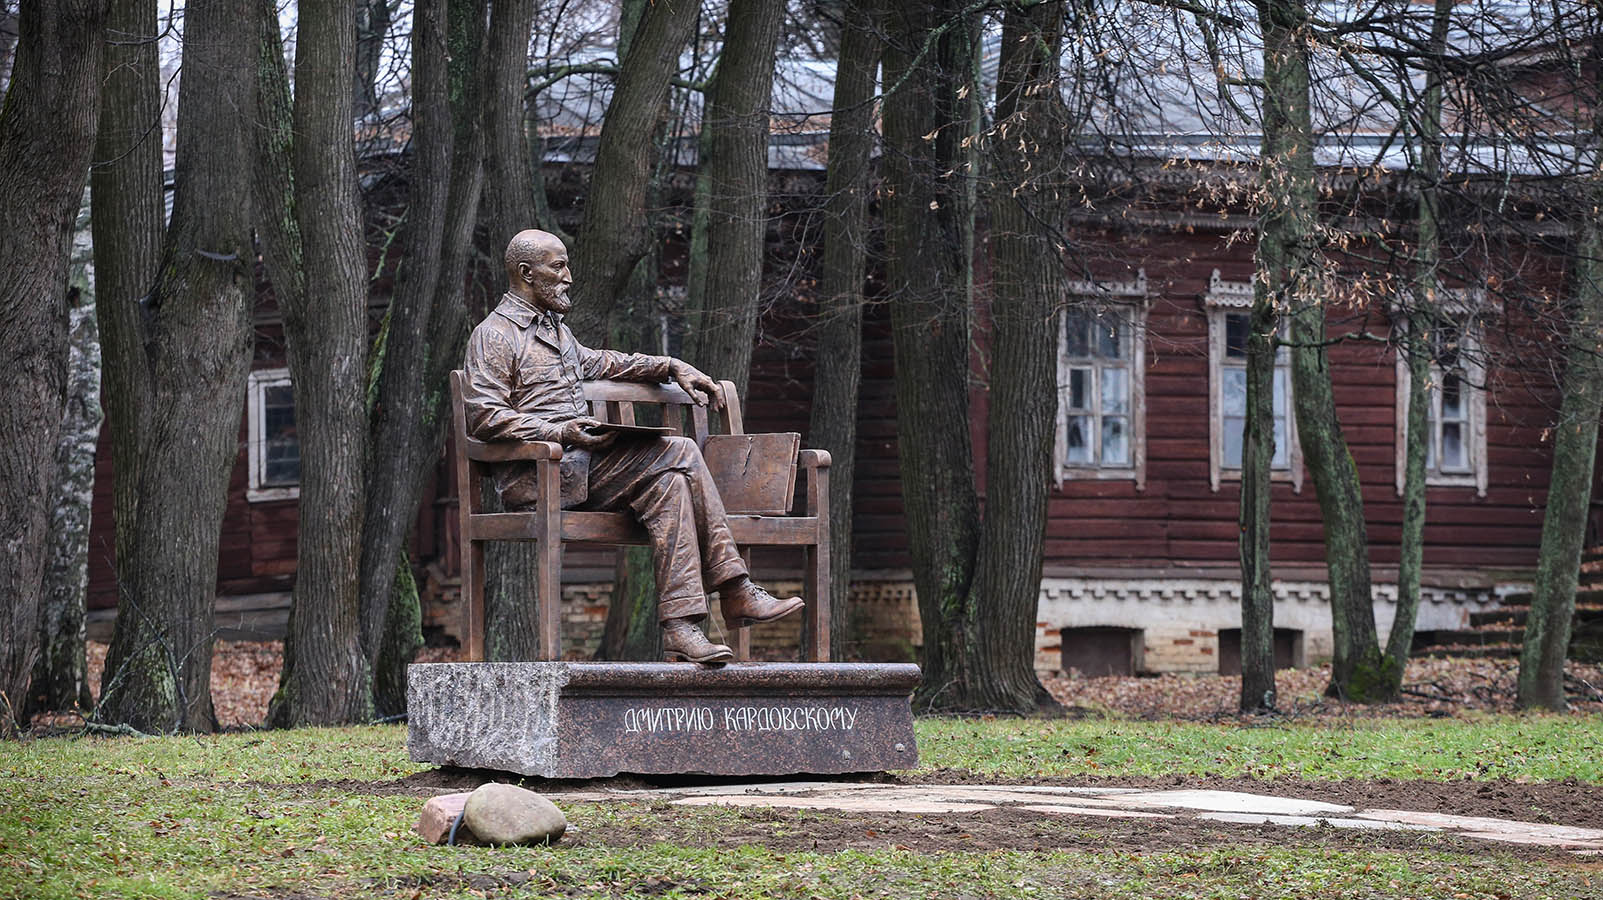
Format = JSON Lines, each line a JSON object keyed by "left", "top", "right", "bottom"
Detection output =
{"left": 671, "top": 794, "right": 993, "bottom": 814}
{"left": 1112, "top": 790, "right": 1354, "bottom": 817}
{"left": 1199, "top": 812, "right": 1435, "bottom": 832}
{"left": 1020, "top": 804, "right": 1174, "bottom": 820}
{"left": 1354, "top": 810, "right": 1603, "bottom": 850}
{"left": 612, "top": 780, "right": 887, "bottom": 797}
{"left": 870, "top": 786, "right": 1137, "bottom": 808}
{"left": 554, "top": 782, "right": 1602, "bottom": 854}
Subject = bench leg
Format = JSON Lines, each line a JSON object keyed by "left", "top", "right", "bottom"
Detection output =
{"left": 805, "top": 463, "right": 831, "bottom": 663}
{"left": 464, "top": 540, "right": 486, "bottom": 662}
{"left": 536, "top": 537, "right": 561, "bottom": 660}
{"left": 733, "top": 548, "right": 752, "bottom": 661}
{"left": 804, "top": 543, "right": 829, "bottom": 663}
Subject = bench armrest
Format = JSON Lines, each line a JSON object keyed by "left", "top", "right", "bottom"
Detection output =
{"left": 798, "top": 448, "right": 832, "bottom": 469}
{"left": 464, "top": 438, "right": 563, "bottom": 463}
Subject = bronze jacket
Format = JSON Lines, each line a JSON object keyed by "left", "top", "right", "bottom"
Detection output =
{"left": 462, "top": 292, "right": 675, "bottom": 508}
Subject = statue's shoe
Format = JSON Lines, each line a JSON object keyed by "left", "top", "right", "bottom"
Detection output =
{"left": 662, "top": 619, "right": 734, "bottom": 664}
{"left": 720, "top": 579, "right": 806, "bottom": 630}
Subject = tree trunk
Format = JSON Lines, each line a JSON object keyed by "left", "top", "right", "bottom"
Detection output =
{"left": 565, "top": 0, "right": 700, "bottom": 345}
{"left": 1241, "top": 0, "right": 1325, "bottom": 713}
{"left": 969, "top": 0, "right": 1066, "bottom": 711}
{"left": 267, "top": 0, "right": 373, "bottom": 727}
{"left": 28, "top": 243, "right": 101, "bottom": 717}
{"left": 1237, "top": 287, "right": 1279, "bottom": 712}
{"left": 1385, "top": 0, "right": 1456, "bottom": 696}
{"left": 251, "top": 0, "right": 305, "bottom": 310}
{"left": 476, "top": 0, "right": 550, "bottom": 663}
{"left": 358, "top": 0, "right": 484, "bottom": 714}
{"left": 596, "top": 536, "right": 663, "bottom": 661}
{"left": 483, "top": 0, "right": 536, "bottom": 246}
{"left": 99, "top": 0, "right": 257, "bottom": 733}
{"left": 353, "top": 0, "right": 392, "bottom": 119}
{"left": 565, "top": 0, "right": 694, "bottom": 660}
{"left": 89, "top": 0, "right": 163, "bottom": 723}
{"left": 1519, "top": 198, "right": 1603, "bottom": 710}
{"left": 683, "top": 0, "right": 784, "bottom": 397}
{"left": 1259, "top": 0, "right": 1385, "bottom": 703}
{"left": 0, "top": 4, "right": 19, "bottom": 94}
{"left": 808, "top": 0, "right": 880, "bottom": 661}
{"left": 880, "top": 0, "right": 987, "bottom": 711}
{"left": 1291, "top": 303, "right": 1383, "bottom": 701}
{"left": 1391, "top": 318, "right": 1431, "bottom": 685}
{"left": 0, "top": 0, "right": 106, "bottom": 731}
{"left": 372, "top": 552, "right": 422, "bottom": 717}
{"left": 594, "top": 255, "right": 667, "bottom": 662}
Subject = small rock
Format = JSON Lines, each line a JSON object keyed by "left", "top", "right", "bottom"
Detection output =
{"left": 416, "top": 791, "right": 480, "bottom": 845}
{"left": 462, "top": 783, "right": 567, "bottom": 845}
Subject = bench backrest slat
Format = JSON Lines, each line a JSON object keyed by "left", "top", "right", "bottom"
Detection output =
{"left": 448, "top": 373, "right": 743, "bottom": 459}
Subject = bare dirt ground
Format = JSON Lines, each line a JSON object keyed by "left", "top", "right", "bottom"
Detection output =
{"left": 261, "top": 768, "right": 1603, "bottom": 858}
{"left": 67, "top": 640, "right": 1603, "bottom": 730}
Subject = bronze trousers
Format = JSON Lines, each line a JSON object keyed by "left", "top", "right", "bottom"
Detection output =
{"left": 581, "top": 435, "right": 747, "bottom": 622}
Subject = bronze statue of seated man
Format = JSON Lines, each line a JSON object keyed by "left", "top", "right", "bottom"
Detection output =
{"left": 461, "top": 229, "right": 804, "bottom": 663}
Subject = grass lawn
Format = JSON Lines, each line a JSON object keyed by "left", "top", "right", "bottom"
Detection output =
{"left": 2, "top": 716, "right": 1600, "bottom": 899}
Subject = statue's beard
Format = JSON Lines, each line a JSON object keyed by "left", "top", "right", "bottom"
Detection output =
{"left": 535, "top": 285, "right": 571, "bottom": 313}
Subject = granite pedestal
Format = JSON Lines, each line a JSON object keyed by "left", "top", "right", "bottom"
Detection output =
{"left": 406, "top": 662, "right": 921, "bottom": 779}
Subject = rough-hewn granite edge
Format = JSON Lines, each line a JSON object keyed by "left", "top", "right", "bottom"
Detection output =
{"left": 407, "top": 663, "right": 569, "bottom": 773}
{"left": 407, "top": 662, "right": 922, "bottom": 779}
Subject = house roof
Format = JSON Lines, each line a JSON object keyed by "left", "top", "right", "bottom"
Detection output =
{"left": 530, "top": 0, "right": 1592, "bottom": 179}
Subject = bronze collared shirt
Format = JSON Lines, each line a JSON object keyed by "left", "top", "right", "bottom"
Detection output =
{"left": 462, "top": 292, "right": 675, "bottom": 507}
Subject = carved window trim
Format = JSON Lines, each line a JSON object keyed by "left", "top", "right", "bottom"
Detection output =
{"left": 1054, "top": 270, "right": 1148, "bottom": 489}
{"left": 247, "top": 368, "right": 300, "bottom": 503}
{"left": 1393, "top": 290, "right": 1489, "bottom": 497}
{"left": 1204, "top": 270, "right": 1303, "bottom": 493}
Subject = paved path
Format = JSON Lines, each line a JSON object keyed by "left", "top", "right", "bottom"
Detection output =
{"left": 554, "top": 782, "right": 1603, "bottom": 854}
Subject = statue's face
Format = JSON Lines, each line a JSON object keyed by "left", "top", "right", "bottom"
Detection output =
{"left": 521, "top": 238, "right": 572, "bottom": 314}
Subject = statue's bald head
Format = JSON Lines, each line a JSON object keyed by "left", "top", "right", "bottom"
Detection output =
{"left": 505, "top": 229, "right": 564, "bottom": 280}
{"left": 504, "top": 229, "right": 573, "bottom": 314}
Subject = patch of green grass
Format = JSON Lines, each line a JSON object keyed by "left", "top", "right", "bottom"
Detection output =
{"left": 2, "top": 719, "right": 1601, "bottom": 898}
{"left": 0, "top": 725, "right": 418, "bottom": 784}
{"left": 0, "top": 770, "right": 1593, "bottom": 900}
{"left": 914, "top": 714, "right": 1603, "bottom": 782}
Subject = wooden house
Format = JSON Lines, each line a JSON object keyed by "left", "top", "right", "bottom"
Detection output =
{"left": 84, "top": 9, "right": 1589, "bottom": 676}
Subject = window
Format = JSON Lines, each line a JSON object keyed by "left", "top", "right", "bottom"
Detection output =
{"left": 1055, "top": 271, "right": 1147, "bottom": 488}
{"left": 1394, "top": 298, "right": 1488, "bottom": 496}
{"left": 247, "top": 368, "right": 299, "bottom": 502}
{"left": 1205, "top": 271, "right": 1302, "bottom": 492}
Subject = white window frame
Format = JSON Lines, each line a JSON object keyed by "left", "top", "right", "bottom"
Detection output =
{"left": 1394, "top": 290, "right": 1489, "bottom": 497}
{"left": 247, "top": 368, "right": 299, "bottom": 503}
{"left": 1055, "top": 270, "right": 1148, "bottom": 489}
{"left": 1205, "top": 270, "right": 1303, "bottom": 493}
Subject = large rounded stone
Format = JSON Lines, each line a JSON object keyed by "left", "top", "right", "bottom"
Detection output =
{"left": 461, "top": 783, "right": 567, "bottom": 845}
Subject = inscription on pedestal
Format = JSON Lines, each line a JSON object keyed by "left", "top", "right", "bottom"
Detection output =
{"left": 622, "top": 703, "right": 860, "bottom": 734}
{"left": 408, "top": 662, "right": 920, "bottom": 779}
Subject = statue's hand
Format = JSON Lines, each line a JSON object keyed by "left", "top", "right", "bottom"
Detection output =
{"left": 671, "top": 361, "right": 725, "bottom": 409}
{"left": 560, "top": 417, "right": 617, "bottom": 450}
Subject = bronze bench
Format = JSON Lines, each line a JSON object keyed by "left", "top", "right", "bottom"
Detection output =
{"left": 448, "top": 370, "right": 831, "bottom": 662}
